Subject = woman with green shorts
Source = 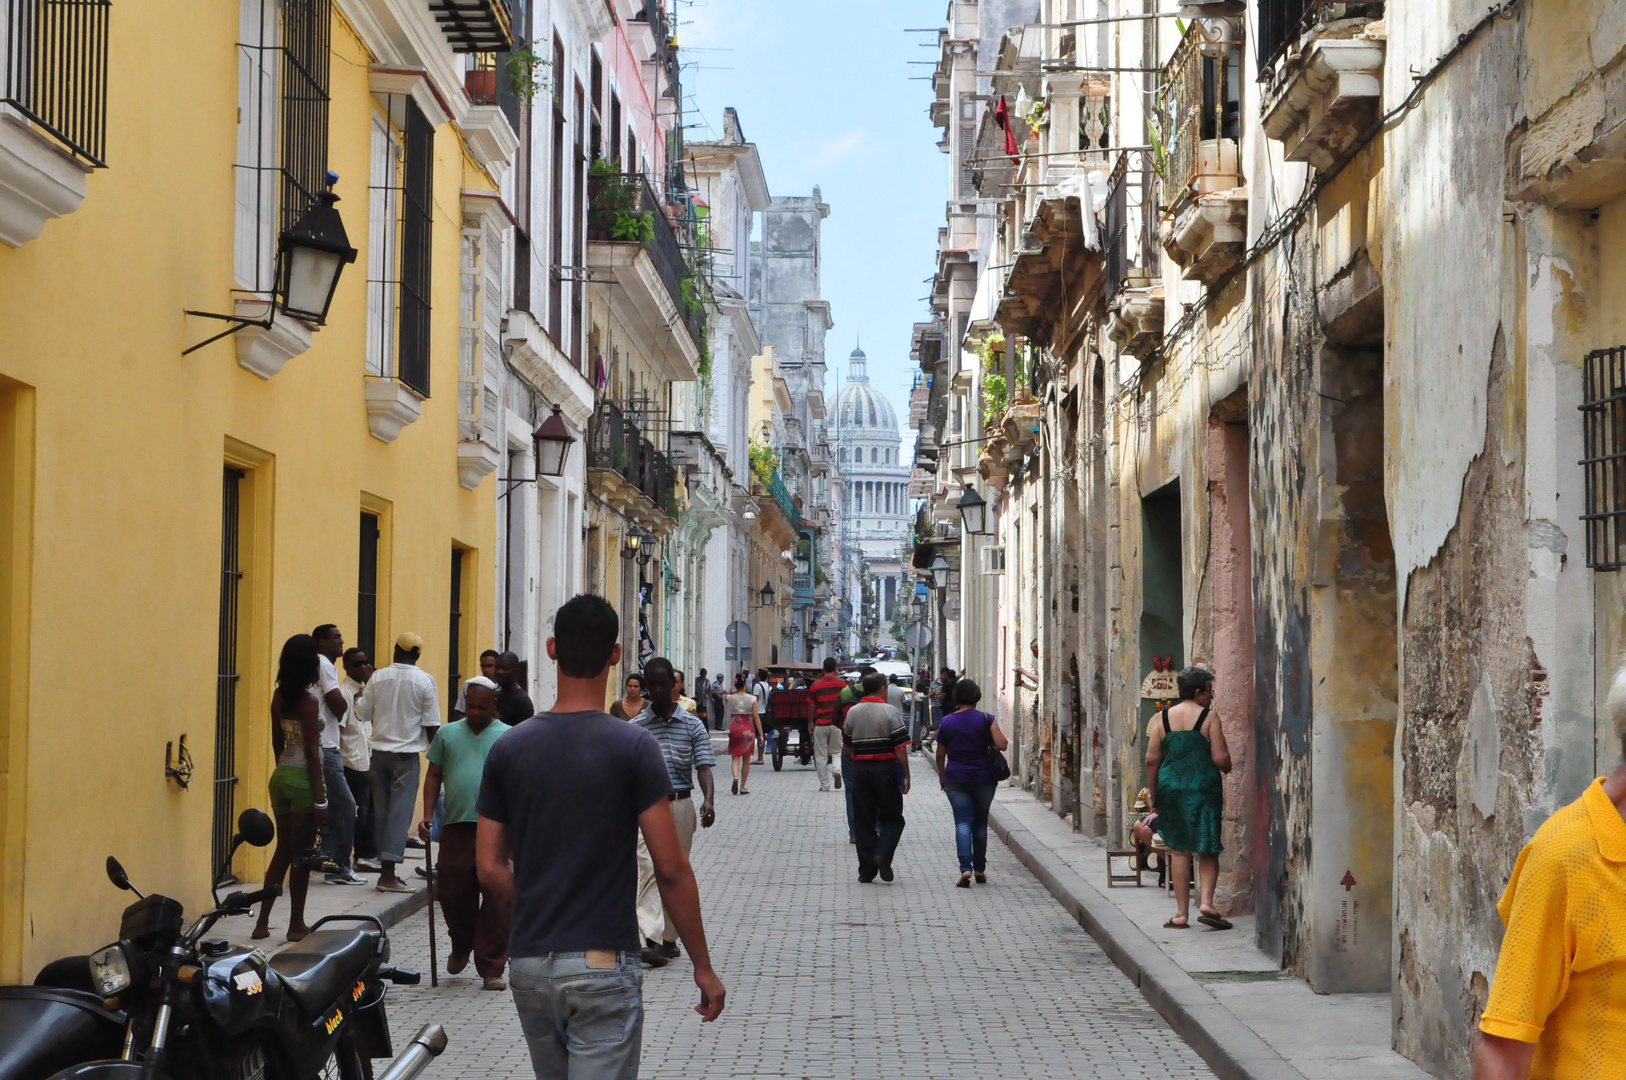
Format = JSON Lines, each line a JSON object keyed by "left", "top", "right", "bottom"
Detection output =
{"left": 253, "top": 633, "right": 329, "bottom": 941}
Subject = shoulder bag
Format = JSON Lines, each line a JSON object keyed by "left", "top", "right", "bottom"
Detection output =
{"left": 984, "top": 712, "right": 1011, "bottom": 782}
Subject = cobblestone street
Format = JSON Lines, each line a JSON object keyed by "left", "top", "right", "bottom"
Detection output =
{"left": 382, "top": 753, "right": 1216, "bottom": 1079}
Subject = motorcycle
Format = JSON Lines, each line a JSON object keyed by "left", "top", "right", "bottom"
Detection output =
{"left": 0, "top": 808, "right": 444, "bottom": 1080}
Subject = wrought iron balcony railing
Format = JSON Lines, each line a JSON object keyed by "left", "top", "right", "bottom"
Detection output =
{"left": 1104, "top": 150, "right": 1160, "bottom": 302}
{"left": 1156, "top": 22, "right": 1242, "bottom": 209}
{"left": 431, "top": 0, "right": 514, "bottom": 53}
{"left": 2, "top": 0, "right": 110, "bottom": 166}
{"left": 588, "top": 400, "right": 679, "bottom": 517}
{"left": 586, "top": 169, "right": 706, "bottom": 349}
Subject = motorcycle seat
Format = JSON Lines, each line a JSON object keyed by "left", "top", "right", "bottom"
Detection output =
{"left": 268, "top": 929, "right": 379, "bottom": 1016}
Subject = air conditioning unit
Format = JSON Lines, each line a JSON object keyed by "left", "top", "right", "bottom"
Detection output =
{"left": 980, "top": 544, "right": 1006, "bottom": 575}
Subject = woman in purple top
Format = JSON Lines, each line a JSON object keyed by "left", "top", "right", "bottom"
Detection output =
{"left": 933, "top": 679, "right": 1009, "bottom": 887}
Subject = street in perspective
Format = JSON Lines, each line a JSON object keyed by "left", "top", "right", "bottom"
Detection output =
{"left": 2, "top": 0, "right": 1625, "bottom": 1078}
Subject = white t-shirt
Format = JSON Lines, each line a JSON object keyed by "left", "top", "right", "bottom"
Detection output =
{"left": 339, "top": 676, "right": 371, "bottom": 771}
{"left": 317, "top": 654, "right": 343, "bottom": 750}
{"left": 359, "top": 663, "right": 442, "bottom": 754}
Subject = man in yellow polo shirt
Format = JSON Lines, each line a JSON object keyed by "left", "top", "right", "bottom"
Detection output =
{"left": 1474, "top": 673, "right": 1626, "bottom": 1079}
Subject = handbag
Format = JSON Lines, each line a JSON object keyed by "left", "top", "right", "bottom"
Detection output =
{"left": 984, "top": 713, "right": 1011, "bottom": 782}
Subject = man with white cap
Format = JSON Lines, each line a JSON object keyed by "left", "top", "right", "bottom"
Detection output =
{"left": 358, "top": 631, "right": 441, "bottom": 893}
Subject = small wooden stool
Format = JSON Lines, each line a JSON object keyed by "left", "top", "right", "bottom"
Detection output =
{"left": 1105, "top": 849, "right": 1141, "bottom": 887}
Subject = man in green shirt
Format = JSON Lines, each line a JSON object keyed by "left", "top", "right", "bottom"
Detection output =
{"left": 421, "top": 676, "right": 511, "bottom": 989}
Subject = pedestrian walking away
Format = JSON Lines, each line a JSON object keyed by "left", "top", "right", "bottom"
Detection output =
{"left": 933, "top": 678, "right": 1008, "bottom": 887}
{"left": 724, "top": 673, "right": 762, "bottom": 795}
{"left": 494, "top": 650, "right": 537, "bottom": 725}
{"left": 837, "top": 668, "right": 870, "bottom": 842}
{"left": 420, "top": 675, "right": 512, "bottom": 990}
{"left": 633, "top": 658, "right": 717, "bottom": 961}
{"left": 475, "top": 594, "right": 724, "bottom": 1080}
{"left": 1471, "top": 657, "right": 1626, "bottom": 1080}
{"left": 339, "top": 647, "right": 380, "bottom": 871}
{"left": 312, "top": 624, "right": 365, "bottom": 885}
{"left": 359, "top": 631, "right": 441, "bottom": 893}
{"left": 252, "top": 633, "right": 330, "bottom": 942}
{"left": 844, "top": 670, "right": 911, "bottom": 883}
{"left": 609, "top": 672, "right": 646, "bottom": 720}
{"left": 1144, "top": 666, "right": 1232, "bottom": 931}
{"left": 807, "top": 657, "right": 848, "bottom": 792}
{"left": 751, "top": 669, "right": 773, "bottom": 764}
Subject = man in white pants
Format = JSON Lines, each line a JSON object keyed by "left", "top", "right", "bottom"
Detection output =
{"left": 807, "top": 658, "right": 850, "bottom": 792}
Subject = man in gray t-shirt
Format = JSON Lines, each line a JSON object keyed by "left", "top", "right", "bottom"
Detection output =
{"left": 843, "top": 671, "right": 912, "bottom": 883}
{"left": 477, "top": 596, "right": 725, "bottom": 1078}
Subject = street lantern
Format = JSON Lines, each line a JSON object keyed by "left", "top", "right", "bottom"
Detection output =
{"left": 930, "top": 553, "right": 951, "bottom": 589}
{"left": 637, "top": 540, "right": 654, "bottom": 567}
{"left": 531, "top": 404, "right": 575, "bottom": 477}
{"left": 761, "top": 581, "right": 775, "bottom": 607}
{"left": 621, "top": 523, "right": 649, "bottom": 561}
{"left": 276, "top": 188, "right": 359, "bottom": 324}
{"left": 957, "top": 484, "right": 987, "bottom": 535}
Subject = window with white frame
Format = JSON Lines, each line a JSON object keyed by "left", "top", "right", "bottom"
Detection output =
{"left": 458, "top": 210, "right": 507, "bottom": 446}
{"left": 366, "top": 110, "right": 401, "bottom": 377}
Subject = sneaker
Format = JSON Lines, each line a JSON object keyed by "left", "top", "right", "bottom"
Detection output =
{"left": 482, "top": 976, "right": 507, "bottom": 991}
{"left": 324, "top": 870, "right": 369, "bottom": 886}
{"left": 405, "top": 837, "right": 426, "bottom": 849}
{"left": 375, "top": 878, "right": 414, "bottom": 894}
{"left": 658, "top": 941, "right": 681, "bottom": 960}
{"left": 354, "top": 858, "right": 383, "bottom": 872}
{"left": 833, "top": 774, "right": 842, "bottom": 790}
{"left": 414, "top": 866, "right": 436, "bottom": 879}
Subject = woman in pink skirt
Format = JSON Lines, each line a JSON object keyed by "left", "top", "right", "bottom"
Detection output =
{"left": 725, "top": 672, "right": 763, "bottom": 794}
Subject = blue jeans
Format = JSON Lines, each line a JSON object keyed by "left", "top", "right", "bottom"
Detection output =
{"left": 370, "top": 750, "right": 420, "bottom": 866}
{"left": 320, "top": 747, "right": 356, "bottom": 872}
{"left": 944, "top": 781, "right": 997, "bottom": 874}
{"left": 510, "top": 952, "right": 644, "bottom": 1080}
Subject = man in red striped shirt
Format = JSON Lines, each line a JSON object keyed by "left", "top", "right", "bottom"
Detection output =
{"left": 807, "top": 658, "right": 849, "bottom": 793}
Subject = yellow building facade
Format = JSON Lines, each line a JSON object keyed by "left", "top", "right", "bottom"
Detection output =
{"left": 0, "top": 0, "right": 506, "bottom": 978}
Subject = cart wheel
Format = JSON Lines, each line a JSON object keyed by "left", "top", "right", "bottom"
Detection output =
{"left": 772, "top": 745, "right": 784, "bottom": 771}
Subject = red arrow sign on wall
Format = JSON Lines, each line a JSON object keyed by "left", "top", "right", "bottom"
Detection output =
{"left": 1341, "top": 871, "right": 1357, "bottom": 892}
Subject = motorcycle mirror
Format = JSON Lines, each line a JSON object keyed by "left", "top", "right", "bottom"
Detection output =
{"left": 106, "top": 856, "right": 132, "bottom": 891}
{"left": 236, "top": 808, "right": 275, "bottom": 848}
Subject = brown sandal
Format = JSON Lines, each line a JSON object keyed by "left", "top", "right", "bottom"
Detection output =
{"left": 1164, "top": 917, "right": 1191, "bottom": 929}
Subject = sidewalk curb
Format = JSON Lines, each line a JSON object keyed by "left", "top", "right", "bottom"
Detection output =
{"left": 371, "top": 885, "right": 430, "bottom": 929}
{"left": 989, "top": 803, "right": 1308, "bottom": 1080}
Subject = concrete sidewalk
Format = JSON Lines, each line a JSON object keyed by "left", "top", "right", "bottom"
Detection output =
{"left": 990, "top": 787, "right": 1429, "bottom": 1080}
{"left": 211, "top": 859, "right": 431, "bottom": 955}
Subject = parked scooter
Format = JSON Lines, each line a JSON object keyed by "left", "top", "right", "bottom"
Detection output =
{"left": 0, "top": 808, "right": 444, "bottom": 1080}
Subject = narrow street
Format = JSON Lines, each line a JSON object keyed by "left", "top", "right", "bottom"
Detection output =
{"left": 383, "top": 756, "right": 1216, "bottom": 1079}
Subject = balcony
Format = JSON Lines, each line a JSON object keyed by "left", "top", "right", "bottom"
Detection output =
{"left": 586, "top": 169, "right": 704, "bottom": 380}
{"left": 587, "top": 400, "right": 679, "bottom": 527}
{"left": 758, "top": 467, "right": 800, "bottom": 532}
{"left": 430, "top": 0, "right": 514, "bottom": 53}
{"left": 995, "top": 187, "right": 1105, "bottom": 341}
{"left": 1163, "top": 193, "right": 1248, "bottom": 287}
{"left": 1260, "top": 4, "right": 1385, "bottom": 170}
{"left": 1105, "top": 280, "right": 1165, "bottom": 362}
{"left": 0, "top": 0, "right": 107, "bottom": 246}
{"left": 1158, "top": 20, "right": 1243, "bottom": 211}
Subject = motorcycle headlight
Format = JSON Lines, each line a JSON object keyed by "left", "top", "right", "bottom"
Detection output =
{"left": 89, "top": 943, "right": 133, "bottom": 996}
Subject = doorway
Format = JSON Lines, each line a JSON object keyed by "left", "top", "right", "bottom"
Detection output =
{"left": 1140, "top": 479, "right": 1184, "bottom": 761}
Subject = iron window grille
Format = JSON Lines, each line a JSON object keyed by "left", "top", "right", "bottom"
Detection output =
{"left": 366, "top": 109, "right": 402, "bottom": 376}
{"left": 2, "top": 0, "right": 110, "bottom": 166}
{"left": 1581, "top": 345, "right": 1626, "bottom": 570}
{"left": 235, "top": 0, "right": 332, "bottom": 294}
{"left": 398, "top": 98, "right": 434, "bottom": 396}
{"left": 213, "top": 467, "right": 244, "bottom": 884}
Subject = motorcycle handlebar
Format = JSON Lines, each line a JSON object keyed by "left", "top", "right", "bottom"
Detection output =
{"left": 377, "top": 965, "right": 421, "bottom": 985}
{"left": 222, "top": 884, "right": 283, "bottom": 911}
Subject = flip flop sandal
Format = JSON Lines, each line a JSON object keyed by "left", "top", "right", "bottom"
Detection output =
{"left": 1198, "top": 914, "right": 1234, "bottom": 930}
{"left": 1164, "top": 918, "right": 1191, "bottom": 929}
{"left": 956, "top": 875, "right": 972, "bottom": 888}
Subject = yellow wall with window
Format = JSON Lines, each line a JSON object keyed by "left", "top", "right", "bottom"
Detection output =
{"left": 0, "top": 3, "right": 498, "bottom": 979}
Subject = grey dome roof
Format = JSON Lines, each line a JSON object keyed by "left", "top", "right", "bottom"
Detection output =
{"left": 835, "top": 377, "right": 898, "bottom": 433}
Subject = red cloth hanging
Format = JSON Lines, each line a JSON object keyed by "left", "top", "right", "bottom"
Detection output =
{"left": 995, "top": 95, "right": 1019, "bottom": 162}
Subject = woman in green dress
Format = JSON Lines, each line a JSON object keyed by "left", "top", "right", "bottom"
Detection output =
{"left": 1145, "top": 666, "right": 1232, "bottom": 930}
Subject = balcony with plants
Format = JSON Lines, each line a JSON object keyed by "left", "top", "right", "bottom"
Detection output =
{"left": 1154, "top": 17, "right": 1248, "bottom": 288}
{"left": 586, "top": 161, "right": 707, "bottom": 379}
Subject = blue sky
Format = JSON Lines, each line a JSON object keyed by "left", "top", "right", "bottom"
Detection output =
{"left": 677, "top": 0, "right": 946, "bottom": 445}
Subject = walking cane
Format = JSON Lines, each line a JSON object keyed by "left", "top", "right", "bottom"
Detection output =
{"left": 424, "top": 835, "right": 439, "bottom": 987}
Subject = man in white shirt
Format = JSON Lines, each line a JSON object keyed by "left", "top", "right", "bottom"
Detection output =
{"left": 313, "top": 625, "right": 366, "bottom": 886}
{"left": 339, "top": 648, "right": 380, "bottom": 872}
{"left": 359, "top": 631, "right": 441, "bottom": 893}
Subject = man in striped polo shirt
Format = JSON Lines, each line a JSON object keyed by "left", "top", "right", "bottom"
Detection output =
{"left": 843, "top": 670, "right": 912, "bottom": 883}
{"left": 633, "top": 657, "right": 717, "bottom": 959}
{"left": 807, "top": 657, "right": 849, "bottom": 792}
